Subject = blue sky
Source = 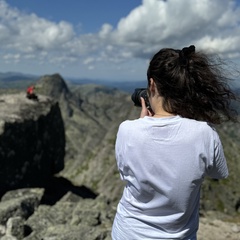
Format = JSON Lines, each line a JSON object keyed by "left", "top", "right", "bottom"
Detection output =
{"left": 1, "top": 0, "right": 240, "bottom": 82}
{"left": 5, "top": 0, "right": 142, "bottom": 33}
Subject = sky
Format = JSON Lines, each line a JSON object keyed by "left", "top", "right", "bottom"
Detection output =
{"left": 0, "top": 0, "right": 240, "bottom": 82}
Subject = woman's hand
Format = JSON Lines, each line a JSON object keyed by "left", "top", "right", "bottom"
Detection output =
{"left": 140, "top": 97, "right": 153, "bottom": 118}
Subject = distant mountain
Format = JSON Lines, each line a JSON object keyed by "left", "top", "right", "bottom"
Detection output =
{"left": 0, "top": 72, "right": 39, "bottom": 90}
{"left": 0, "top": 71, "right": 147, "bottom": 93}
{"left": 68, "top": 77, "right": 147, "bottom": 93}
{"left": 0, "top": 72, "right": 39, "bottom": 82}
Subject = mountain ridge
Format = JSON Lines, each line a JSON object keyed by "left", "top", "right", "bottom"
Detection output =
{"left": 2, "top": 71, "right": 239, "bottom": 94}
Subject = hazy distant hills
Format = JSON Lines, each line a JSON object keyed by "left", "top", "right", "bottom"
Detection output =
{"left": 0, "top": 71, "right": 147, "bottom": 93}
{"left": 0, "top": 72, "right": 37, "bottom": 80}
{"left": 0, "top": 72, "right": 38, "bottom": 90}
{"left": 0, "top": 71, "right": 240, "bottom": 93}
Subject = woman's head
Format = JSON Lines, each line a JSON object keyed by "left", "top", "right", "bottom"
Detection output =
{"left": 147, "top": 45, "right": 238, "bottom": 124}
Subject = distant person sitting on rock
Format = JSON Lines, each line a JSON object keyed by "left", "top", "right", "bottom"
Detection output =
{"left": 26, "top": 85, "right": 38, "bottom": 101}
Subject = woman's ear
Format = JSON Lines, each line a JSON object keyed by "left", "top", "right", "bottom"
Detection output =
{"left": 149, "top": 78, "right": 156, "bottom": 92}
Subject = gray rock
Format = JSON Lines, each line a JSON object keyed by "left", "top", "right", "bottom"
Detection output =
{"left": 0, "top": 225, "right": 6, "bottom": 236}
{"left": 0, "top": 188, "right": 44, "bottom": 225}
{"left": 0, "top": 236, "right": 17, "bottom": 240}
{"left": 23, "top": 192, "right": 114, "bottom": 239}
{"left": 6, "top": 217, "right": 24, "bottom": 239}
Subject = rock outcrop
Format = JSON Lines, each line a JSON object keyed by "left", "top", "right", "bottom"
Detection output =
{"left": 0, "top": 187, "right": 113, "bottom": 239}
{"left": 0, "top": 93, "right": 65, "bottom": 194}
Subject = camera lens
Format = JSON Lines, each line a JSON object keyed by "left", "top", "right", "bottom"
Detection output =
{"left": 131, "top": 88, "right": 150, "bottom": 107}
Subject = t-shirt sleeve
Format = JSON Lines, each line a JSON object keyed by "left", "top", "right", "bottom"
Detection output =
{"left": 206, "top": 131, "right": 229, "bottom": 179}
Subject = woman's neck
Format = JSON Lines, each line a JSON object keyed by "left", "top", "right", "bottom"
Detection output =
{"left": 153, "top": 111, "right": 175, "bottom": 118}
{"left": 151, "top": 100, "right": 175, "bottom": 118}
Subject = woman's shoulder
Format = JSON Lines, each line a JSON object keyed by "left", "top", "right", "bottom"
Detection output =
{"left": 119, "top": 118, "right": 141, "bottom": 128}
{"left": 118, "top": 118, "right": 149, "bottom": 134}
{"left": 181, "top": 117, "right": 211, "bottom": 127}
{"left": 181, "top": 117, "right": 219, "bottom": 137}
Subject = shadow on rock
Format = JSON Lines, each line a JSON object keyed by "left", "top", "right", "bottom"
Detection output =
{"left": 40, "top": 176, "right": 97, "bottom": 205}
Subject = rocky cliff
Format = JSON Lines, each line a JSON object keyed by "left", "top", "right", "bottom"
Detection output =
{"left": 0, "top": 93, "right": 65, "bottom": 195}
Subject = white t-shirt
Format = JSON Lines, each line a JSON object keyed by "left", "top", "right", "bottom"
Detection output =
{"left": 112, "top": 115, "right": 228, "bottom": 240}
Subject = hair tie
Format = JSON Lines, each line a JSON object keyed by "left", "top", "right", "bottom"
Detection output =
{"left": 179, "top": 45, "right": 195, "bottom": 67}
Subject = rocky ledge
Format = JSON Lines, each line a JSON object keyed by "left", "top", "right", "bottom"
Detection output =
{"left": 0, "top": 93, "right": 65, "bottom": 194}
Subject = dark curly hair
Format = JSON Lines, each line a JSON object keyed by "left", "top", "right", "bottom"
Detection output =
{"left": 147, "top": 45, "right": 239, "bottom": 124}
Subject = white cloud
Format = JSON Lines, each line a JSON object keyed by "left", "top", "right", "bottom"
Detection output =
{"left": 0, "top": 0, "right": 240, "bottom": 79}
{"left": 99, "top": 24, "right": 113, "bottom": 38}
{"left": 0, "top": 0, "right": 74, "bottom": 52}
{"left": 3, "top": 53, "right": 20, "bottom": 60}
{"left": 88, "top": 65, "right": 95, "bottom": 70}
{"left": 83, "top": 57, "right": 95, "bottom": 65}
{"left": 109, "top": 0, "right": 240, "bottom": 59}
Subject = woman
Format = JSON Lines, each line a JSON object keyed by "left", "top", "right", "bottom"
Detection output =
{"left": 112, "top": 45, "right": 238, "bottom": 239}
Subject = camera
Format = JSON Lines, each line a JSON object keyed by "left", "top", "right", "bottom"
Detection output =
{"left": 131, "top": 88, "right": 151, "bottom": 110}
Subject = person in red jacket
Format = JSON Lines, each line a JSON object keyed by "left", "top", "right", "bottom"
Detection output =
{"left": 26, "top": 85, "right": 38, "bottom": 101}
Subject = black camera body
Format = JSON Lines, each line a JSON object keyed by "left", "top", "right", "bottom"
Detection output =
{"left": 131, "top": 88, "right": 151, "bottom": 110}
